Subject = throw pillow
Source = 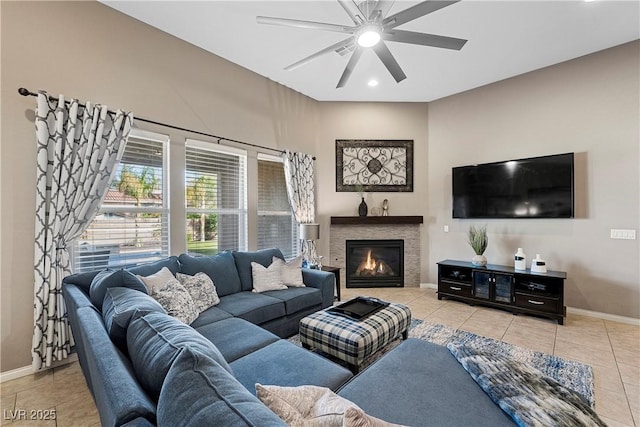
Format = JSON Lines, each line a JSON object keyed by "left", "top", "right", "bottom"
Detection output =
{"left": 275, "top": 256, "right": 305, "bottom": 288}
{"left": 255, "top": 384, "right": 405, "bottom": 427}
{"left": 149, "top": 278, "right": 199, "bottom": 324}
{"left": 136, "top": 266, "right": 175, "bottom": 293}
{"left": 251, "top": 260, "right": 287, "bottom": 293}
{"left": 176, "top": 272, "right": 220, "bottom": 313}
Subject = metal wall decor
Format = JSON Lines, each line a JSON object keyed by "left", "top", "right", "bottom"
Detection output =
{"left": 336, "top": 140, "right": 413, "bottom": 192}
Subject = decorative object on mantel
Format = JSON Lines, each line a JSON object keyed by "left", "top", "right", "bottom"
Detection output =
{"left": 336, "top": 140, "right": 413, "bottom": 193}
{"left": 468, "top": 225, "right": 488, "bottom": 266}
{"left": 370, "top": 207, "right": 382, "bottom": 216}
{"left": 382, "top": 199, "right": 389, "bottom": 216}
{"left": 300, "top": 223, "right": 320, "bottom": 268}
{"left": 355, "top": 184, "right": 367, "bottom": 216}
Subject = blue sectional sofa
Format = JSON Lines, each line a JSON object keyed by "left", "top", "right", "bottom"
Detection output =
{"left": 63, "top": 248, "right": 515, "bottom": 426}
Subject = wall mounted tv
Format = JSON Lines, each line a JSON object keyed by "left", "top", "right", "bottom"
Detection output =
{"left": 452, "top": 153, "right": 574, "bottom": 219}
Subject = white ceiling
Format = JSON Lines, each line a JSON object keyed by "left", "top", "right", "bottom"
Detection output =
{"left": 103, "top": 0, "right": 639, "bottom": 102}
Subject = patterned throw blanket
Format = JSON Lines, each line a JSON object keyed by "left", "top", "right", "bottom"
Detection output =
{"left": 447, "top": 343, "right": 607, "bottom": 427}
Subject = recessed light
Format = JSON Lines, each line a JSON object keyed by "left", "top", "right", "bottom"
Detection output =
{"left": 368, "top": 79, "right": 379, "bottom": 87}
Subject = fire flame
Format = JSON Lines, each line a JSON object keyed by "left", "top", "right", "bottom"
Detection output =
{"left": 363, "top": 250, "right": 376, "bottom": 271}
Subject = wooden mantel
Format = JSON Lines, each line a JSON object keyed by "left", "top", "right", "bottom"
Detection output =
{"left": 330, "top": 216, "right": 424, "bottom": 225}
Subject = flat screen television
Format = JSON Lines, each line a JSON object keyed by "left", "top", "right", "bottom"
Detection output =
{"left": 452, "top": 153, "right": 574, "bottom": 219}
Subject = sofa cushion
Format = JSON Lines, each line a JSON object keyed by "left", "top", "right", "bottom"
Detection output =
{"left": 216, "top": 292, "right": 285, "bottom": 324}
{"left": 157, "top": 347, "right": 286, "bottom": 427}
{"left": 262, "top": 287, "right": 322, "bottom": 315}
{"left": 89, "top": 269, "right": 148, "bottom": 310}
{"left": 76, "top": 307, "right": 156, "bottom": 427}
{"left": 178, "top": 252, "right": 242, "bottom": 297}
{"left": 255, "top": 384, "right": 403, "bottom": 427}
{"left": 190, "top": 305, "right": 233, "bottom": 328}
{"left": 177, "top": 272, "right": 220, "bottom": 312}
{"left": 195, "top": 318, "right": 280, "bottom": 363}
{"left": 251, "top": 260, "right": 287, "bottom": 293}
{"left": 127, "top": 256, "right": 180, "bottom": 277}
{"left": 233, "top": 249, "right": 285, "bottom": 291}
{"left": 102, "top": 287, "right": 165, "bottom": 351}
{"left": 127, "top": 312, "right": 232, "bottom": 400}
{"left": 231, "top": 340, "right": 353, "bottom": 395}
{"left": 149, "top": 278, "right": 199, "bottom": 325}
{"left": 337, "top": 339, "right": 515, "bottom": 427}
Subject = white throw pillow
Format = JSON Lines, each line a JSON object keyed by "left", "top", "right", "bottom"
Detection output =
{"left": 149, "top": 278, "right": 199, "bottom": 324}
{"left": 251, "top": 260, "right": 287, "bottom": 293}
{"left": 136, "top": 267, "right": 176, "bottom": 293}
{"left": 176, "top": 272, "right": 220, "bottom": 313}
{"left": 255, "top": 384, "right": 405, "bottom": 427}
{"left": 275, "top": 256, "right": 305, "bottom": 288}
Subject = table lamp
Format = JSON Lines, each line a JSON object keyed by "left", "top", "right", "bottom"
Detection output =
{"left": 300, "top": 223, "right": 320, "bottom": 268}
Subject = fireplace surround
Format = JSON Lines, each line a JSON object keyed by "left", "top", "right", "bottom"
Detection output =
{"left": 346, "top": 239, "right": 404, "bottom": 288}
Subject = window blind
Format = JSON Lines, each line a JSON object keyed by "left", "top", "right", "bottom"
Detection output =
{"left": 185, "top": 140, "right": 247, "bottom": 255}
{"left": 257, "top": 156, "right": 299, "bottom": 259}
{"left": 73, "top": 131, "right": 169, "bottom": 273}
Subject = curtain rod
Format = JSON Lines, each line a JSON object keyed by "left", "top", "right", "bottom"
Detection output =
{"left": 18, "top": 87, "right": 297, "bottom": 156}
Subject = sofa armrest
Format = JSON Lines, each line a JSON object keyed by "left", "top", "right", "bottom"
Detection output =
{"left": 302, "top": 269, "right": 335, "bottom": 308}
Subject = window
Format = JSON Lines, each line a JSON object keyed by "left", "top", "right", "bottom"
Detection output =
{"left": 257, "top": 155, "right": 299, "bottom": 259}
{"left": 185, "top": 140, "right": 247, "bottom": 255}
{"left": 73, "top": 130, "right": 169, "bottom": 273}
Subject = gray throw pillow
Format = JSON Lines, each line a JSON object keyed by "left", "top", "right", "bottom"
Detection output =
{"left": 275, "top": 256, "right": 305, "bottom": 287}
{"left": 251, "top": 260, "right": 287, "bottom": 293}
{"left": 176, "top": 272, "right": 220, "bottom": 313}
{"left": 149, "top": 278, "right": 199, "bottom": 325}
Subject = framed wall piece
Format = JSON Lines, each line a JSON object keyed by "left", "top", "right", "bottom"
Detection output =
{"left": 336, "top": 139, "right": 413, "bottom": 192}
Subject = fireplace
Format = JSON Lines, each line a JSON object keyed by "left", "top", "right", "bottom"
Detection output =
{"left": 345, "top": 240, "right": 404, "bottom": 288}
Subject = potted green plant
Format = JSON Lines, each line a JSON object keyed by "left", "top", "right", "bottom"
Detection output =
{"left": 468, "top": 225, "right": 488, "bottom": 266}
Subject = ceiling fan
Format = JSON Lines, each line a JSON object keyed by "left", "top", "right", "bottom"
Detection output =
{"left": 257, "top": 0, "right": 468, "bottom": 88}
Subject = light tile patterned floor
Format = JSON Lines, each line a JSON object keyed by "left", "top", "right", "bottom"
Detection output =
{"left": 1, "top": 287, "right": 638, "bottom": 426}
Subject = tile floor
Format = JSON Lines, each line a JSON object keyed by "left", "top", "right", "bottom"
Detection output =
{"left": 1, "top": 287, "right": 638, "bottom": 426}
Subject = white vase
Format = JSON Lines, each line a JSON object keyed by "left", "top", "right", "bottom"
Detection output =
{"left": 472, "top": 254, "right": 487, "bottom": 266}
{"left": 514, "top": 248, "right": 527, "bottom": 270}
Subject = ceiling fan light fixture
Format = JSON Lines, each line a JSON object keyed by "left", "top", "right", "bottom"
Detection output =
{"left": 357, "top": 26, "right": 381, "bottom": 47}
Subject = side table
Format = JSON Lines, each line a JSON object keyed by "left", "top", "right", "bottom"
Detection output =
{"left": 320, "top": 265, "right": 341, "bottom": 301}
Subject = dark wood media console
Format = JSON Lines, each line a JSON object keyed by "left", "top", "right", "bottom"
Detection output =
{"left": 437, "top": 259, "right": 566, "bottom": 325}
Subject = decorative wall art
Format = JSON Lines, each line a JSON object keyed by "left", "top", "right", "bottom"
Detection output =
{"left": 336, "top": 140, "right": 413, "bottom": 192}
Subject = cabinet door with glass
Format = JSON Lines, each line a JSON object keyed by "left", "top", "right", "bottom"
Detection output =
{"left": 472, "top": 271, "right": 513, "bottom": 303}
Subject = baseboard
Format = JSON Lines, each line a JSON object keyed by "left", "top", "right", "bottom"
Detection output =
{"left": 0, "top": 354, "right": 78, "bottom": 383}
{"left": 567, "top": 307, "right": 640, "bottom": 326}
{"left": 0, "top": 365, "right": 33, "bottom": 383}
{"left": 420, "top": 283, "right": 437, "bottom": 289}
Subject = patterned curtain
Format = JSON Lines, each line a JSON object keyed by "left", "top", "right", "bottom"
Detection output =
{"left": 32, "top": 91, "right": 133, "bottom": 370}
{"left": 282, "top": 150, "right": 316, "bottom": 261}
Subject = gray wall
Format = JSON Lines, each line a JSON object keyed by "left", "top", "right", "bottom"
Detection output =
{"left": 1, "top": 1, "right": 638, "bottom": 373}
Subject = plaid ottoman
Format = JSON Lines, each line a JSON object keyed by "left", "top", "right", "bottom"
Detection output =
{"left": 299, "top": 301, "right": 412, "bottom": 373}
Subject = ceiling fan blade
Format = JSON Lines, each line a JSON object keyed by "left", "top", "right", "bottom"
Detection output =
{"left": 383, "top": 29, "right": 467, "bottom": 50}
{"left": 337, "top": 46, "right": 364, "bottom": 88}
{"left": 337, "top": 0, "right": 365, "bottom": 24}
{"left": 285, "top": 37, "right": 355, "bottom": 71}
{"left": 372, "top": 42, "right": 406, "bottom": 83}
{"left": 257, "top": 16, "right": 355, "bottom": 34}
{"left": 383, "top": 0, "right": 460, "bottom": 29}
